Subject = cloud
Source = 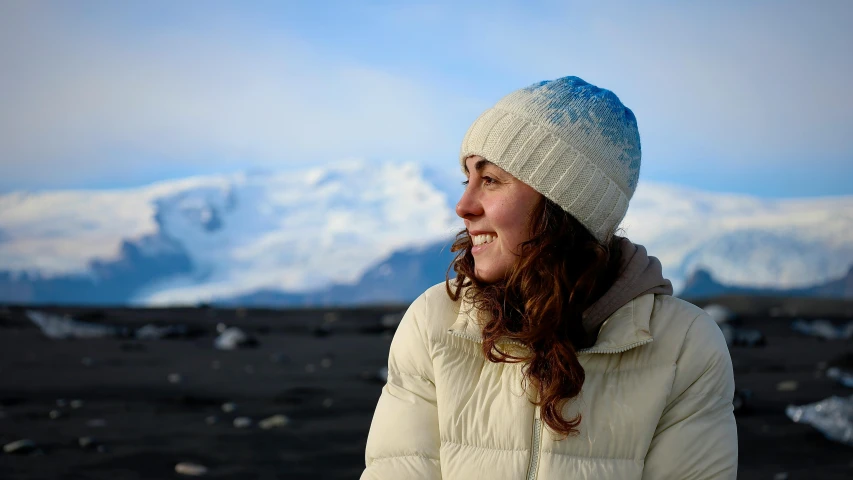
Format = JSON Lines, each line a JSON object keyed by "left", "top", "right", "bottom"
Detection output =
{"left": 448, "top": 1, "right": 853, "bottom": 169}
{"left": 1, "top": 1, "right": 851, "bottom": 193}
{"left": 0, "top": 2, "right": 468, "bottom": 188}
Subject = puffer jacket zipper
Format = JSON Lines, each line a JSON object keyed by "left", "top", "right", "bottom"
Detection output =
{"left": 526, "top": 407, "right": 543, "bottom": 480}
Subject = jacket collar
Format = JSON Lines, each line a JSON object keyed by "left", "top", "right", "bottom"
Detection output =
{"left": 447, "top": 292, "right": 655, "bottom": 355}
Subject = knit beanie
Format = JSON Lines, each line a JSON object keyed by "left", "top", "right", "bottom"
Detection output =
{"left": 460, "top": 76, "right": 641, "bottom": 243}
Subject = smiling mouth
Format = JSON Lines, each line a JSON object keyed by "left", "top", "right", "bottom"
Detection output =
{"left": 471, "top": 234, "right": 496, "bottom": 246}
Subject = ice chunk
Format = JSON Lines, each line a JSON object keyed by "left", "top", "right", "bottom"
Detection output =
{"left": 786, "top": 395, "right": 853, "bottom": 447}
{"left": 26, "top": 310, "right": 126, "bottom": 339}
{"left": 826, "top": 367, "right": 853, "bottom": 388}
{"left": 135, "top": 323, "right": 191, "bottom": 340}
{"left": 718, "top": 323, "right": 765, "bottom": 347}
{"left": 791, "top": 319, "right": 853, "bottom": 340}
{"left": 703, "top": 304, "right": 736, "bottom": 324}
{"left": 26, "top": 310, "right": 190, "bottom": 340}
{"left": 213, "top": 327, "right": 257, "bottom": 350}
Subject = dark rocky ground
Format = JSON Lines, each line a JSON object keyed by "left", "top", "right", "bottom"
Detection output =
{"left": 0, "top": 300, "right": 851, "bottom": 479}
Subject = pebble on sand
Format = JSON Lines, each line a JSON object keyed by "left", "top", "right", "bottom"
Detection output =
{"left": 380, "top": 312, "right": 404, "bottom": 329}
{"left": 259, "top": 414, "right": 291, "bottom": 429}
{"left": 314, "top": 312, "right": 338, "bottom": 337}
{"left": 313, "top": 323, "right": 333, "bottom": 337}
{"left": 362, "top": 367, "right": 389, "bottom": 383}
{"left": 175, "top": 462, "right": 209, "bottom": 476}
{"left": 732, "top": 389, "right": 752, "bottom": 414}
{"left": 4, "top": 439, "right": 37, "bottom": 455}
{"left": 221, "top": 402, "right": 237, "bottom": 413}
{"left": 269, "top": 353, "right": 289, "bottom": 364}
{"left": 233, "top": 416, "right": 253, "bottom": 428}
{"left": 718, "top": 323, "right": 766, "bottom": 347}
{"left": 776, "top": 380, "right": 799, "bottom": 392}
{"left": 86, "top": 418, "right": 107, "bottom": 428}
{"left": 78, "top": 436, "right": 101, "bottom": 450}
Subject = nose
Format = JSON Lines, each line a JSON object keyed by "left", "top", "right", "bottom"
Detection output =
{"left": 456, "top": 181, "right": 483, "bottom": 219}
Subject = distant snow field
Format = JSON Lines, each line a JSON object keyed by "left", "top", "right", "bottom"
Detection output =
{"left": 1, "top": 160, "right": 851, "bottom": 305}
{"left": 622, "top": 182, "right": 853, "bottom": 291}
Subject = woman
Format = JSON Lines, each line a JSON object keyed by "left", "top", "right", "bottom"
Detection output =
{"left": 362, "top": 76, "right": 737, "bottom": 479}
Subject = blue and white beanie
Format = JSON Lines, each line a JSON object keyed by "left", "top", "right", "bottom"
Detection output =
{"left": 460, "top": 76, "right": 641, "bottom": 243}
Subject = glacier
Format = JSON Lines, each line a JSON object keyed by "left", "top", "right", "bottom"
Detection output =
{"left": 1, "top": 160, "right": 851, "bottom": 305}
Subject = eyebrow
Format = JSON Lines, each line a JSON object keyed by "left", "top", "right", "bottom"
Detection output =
{"left": 464, "top": 158, "right": 494, "bottom": 174}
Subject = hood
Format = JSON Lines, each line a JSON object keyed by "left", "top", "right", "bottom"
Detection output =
{"left": 580, "top": 237, "right": 673, "bottom": 346}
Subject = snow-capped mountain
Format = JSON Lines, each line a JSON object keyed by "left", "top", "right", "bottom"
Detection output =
{"left": 622, "top": 183, "right": 853, "bottom": 291}
{"left": 0, "top": 160, "right": 460, "bottom": 305}
{"left": 680, "top": 266, "right": 853, "bottom": 299}
{"left": 216, "top": 241, "right": 460, "bottom": 307}
{"left": 1, "top": 160, "right": 851, "bottom": 306}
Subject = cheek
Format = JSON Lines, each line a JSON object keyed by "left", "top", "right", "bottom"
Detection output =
{"left": 496, "top": 216, "right": 529, "bottom": 253}
{"left": 486, "top": 193, "right": 538, "bottom": 251}
{"left": 499, "top": 230, "right": 525, "bottom": 255}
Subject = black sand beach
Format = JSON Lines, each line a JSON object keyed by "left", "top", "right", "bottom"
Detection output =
{"left": 1, "top": 300, "right": 851, "bottom": 479}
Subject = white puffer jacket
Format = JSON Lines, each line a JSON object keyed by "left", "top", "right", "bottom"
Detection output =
{"left": 362, "top": 282, "right": 737, "bottom": 479}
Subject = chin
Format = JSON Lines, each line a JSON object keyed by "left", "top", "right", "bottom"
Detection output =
{"left": 473, "top": 265, "right": 505, "bottom": 284}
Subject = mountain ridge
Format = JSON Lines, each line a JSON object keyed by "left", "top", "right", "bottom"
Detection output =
{"left": 681, "top": 265, "right": 853, "bottom": 299}
{"left": 2, "top": 161, "right": 852, "bottom": 306}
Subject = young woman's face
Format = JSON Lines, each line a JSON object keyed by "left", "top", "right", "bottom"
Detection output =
{"left": 456, "top": 155, "right": 542, "bottom": 283}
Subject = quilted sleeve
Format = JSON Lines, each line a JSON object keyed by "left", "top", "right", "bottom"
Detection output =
{"left": 361, "top": 292, "right": 441, "bottom": 479}
{"left": 642, "top": 312, "right": 738, "bottom": 480}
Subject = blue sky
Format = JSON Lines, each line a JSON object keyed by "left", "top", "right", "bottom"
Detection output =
{"left": 1, "top": 0, "right": 851, "bottom": 197}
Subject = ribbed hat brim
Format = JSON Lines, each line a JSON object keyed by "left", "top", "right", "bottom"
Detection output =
{"left": 460, "top": 107, "right": 629, "bottom": 243}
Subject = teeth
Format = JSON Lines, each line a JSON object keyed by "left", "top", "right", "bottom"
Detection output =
{"left": 472, "top": 234, "right": 496, "bottom": 246}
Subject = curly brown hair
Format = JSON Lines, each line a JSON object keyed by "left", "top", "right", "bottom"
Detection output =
{"left": 445, "top": 196, "right": 623, "bottom": 438}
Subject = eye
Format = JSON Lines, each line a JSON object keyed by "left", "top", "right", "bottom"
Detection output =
{"left": 481, "top": 176, "right": 495, "bottom": 186}
{"left": 461, "top": 180, "right": 469, "bottom": 186}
